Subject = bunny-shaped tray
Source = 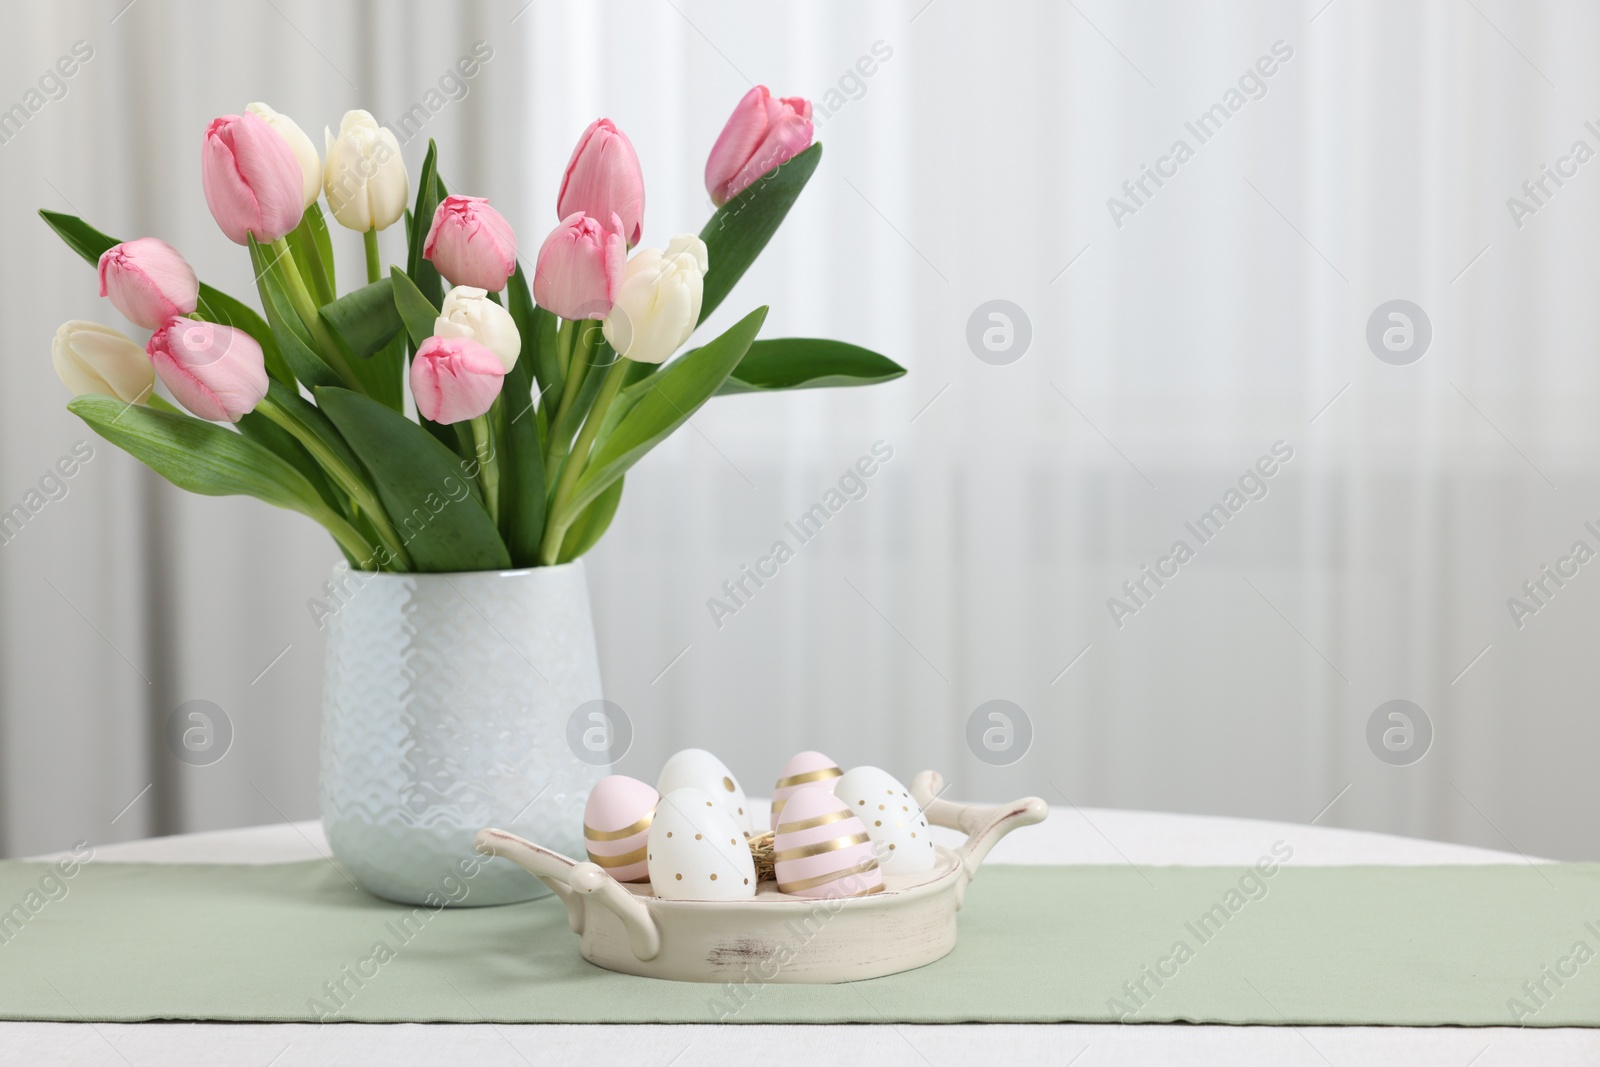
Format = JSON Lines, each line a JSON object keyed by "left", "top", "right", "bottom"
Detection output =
{"left": 473, "top": 771, "right": 1046, "bottom": 984}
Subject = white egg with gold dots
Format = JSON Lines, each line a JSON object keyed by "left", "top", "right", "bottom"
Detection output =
{"left": 646, "top": 787, "right": 757, "bottom": 901}
{"left": 833, "top": 765, "right": 936, "bottom": 875}
{"left": 656, "top": 748, "right": 753, "bottom": 834}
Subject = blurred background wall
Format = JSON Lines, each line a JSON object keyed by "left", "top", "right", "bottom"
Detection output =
{"left": 2, "top": 0, "right": 1597, "bottom": 861}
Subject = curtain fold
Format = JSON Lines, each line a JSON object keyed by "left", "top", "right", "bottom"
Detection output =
{"left": 2, "top": 0, "right": 1595, "bottom": 861}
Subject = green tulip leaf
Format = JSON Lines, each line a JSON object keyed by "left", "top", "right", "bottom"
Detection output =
{"left": 560, "top": 306, "right": 767, "bottom": 525}
{"left": 715, "top": 338, "right": 906, "bottom": 394}
{"left": 613, "top": 336, "right": 908, "bottom": 403}
{"left": 505, "top": 262, "right": 562, "bottom": 409}
{"left": 38, "top": 209, "right": 116, "bottom": 264}
{"left": 301, "top": 202, "right": 337, "bottom": 302}
{"left": 389, "top": 266, "right": 441, "bottom": 349}
{"left": 405, "top": 140, "right": 448, "bottom": 308}
{"left": 69, "top": 396, "right": 327, "bottom": 516}
{"left": 320, "top": 277, "right": 404, "bottom": 360}
{"left": 497, "top": 360, "right": 546, "bottom": 568}
{"left": 315, "top": 387, "right": 510, "bottom": 572}
{"left": 492, "top": 267, "right": 550, "bottom": 567}
{"left": 697, "top": 143, "right": 821, "bottom": 325}
{"left": 557, "top": 475, "right": 623, "bottom": 563}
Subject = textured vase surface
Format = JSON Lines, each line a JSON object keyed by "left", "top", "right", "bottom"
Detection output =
{"left": 321, "top": 561, "right": 607, "bottom": 906}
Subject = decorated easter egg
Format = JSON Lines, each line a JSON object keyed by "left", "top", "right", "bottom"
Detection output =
{"left": 583, "top": 775, "right": 658, "bottom": 883}
{"left": 647, "top": 787, "right": 757, "bottom": 901}
{"left": 657, "top": 748, "right": 753, "bottom": 834}
{"left": 770, "top": 750, "right": 842, "bottom": 829}
{"left": 833, "top": 766, "right": 935, "bottom": 875}
{"left": 772, "top": 784, "right": 884, "bottom": 899}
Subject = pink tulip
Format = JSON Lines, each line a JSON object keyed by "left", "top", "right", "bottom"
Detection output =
{"left": 97, "top": 239, "right": 199, "bottom": 331}
{"left": 410, "top": 335, "right": 506, "bottom": 425}
{"left": 557, "top": 119, "right": 645, "bottom": 247}
{"left": 705, "top": 86, "right": 814, "bottom": 206}
{"left": 423, "top": 195, "right": 518, "bottom": 292}
{"left": 200, "top": 112, "right": 306, "bottom": 245}
{"left": 532, "top": 212, "right": 625, "bottom": 320}
{"left": 147, "top": 318, "right": 268, "bottom": 423}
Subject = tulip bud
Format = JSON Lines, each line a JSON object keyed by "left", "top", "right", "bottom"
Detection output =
{"left": 532, "top": 212, "right": 625, "bottom": 321}
{"left": 323, "top": 110, "right": 409, "bottom": 232}
{"left": 147, "top": 318, "right": 268, "bottom": 423}
{"left": 557, "top": 118, "right": 645, "bottom": 247}
{"left": 52, "top": 321, "right": 155, "bottom": 405}
{"left": 705, "top": 86, "right": 814, "bottom": 206}
{"left": 246, "top": 102, "right": 323, "bottom": 211}
{"left": 201, "top": 112, "right": 306, "bottom": 245}
{"left": 423, "top": 195, "right": 517, "bottom": 292}
{"left": 97, "top": 239, "right": 198, "bottom": 331}
{"left": 602, "top": 235, "right": 708, "bottom": 365}
{"left": 434, "top": 286, "right": 521, "bottom": 372}
{"left": 410, "top": 335, "right": 507, "bottom": 425}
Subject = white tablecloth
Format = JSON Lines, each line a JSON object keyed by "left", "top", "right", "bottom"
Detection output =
{"left": 8, "top": 809, "right": 1597, "bottom": 1066}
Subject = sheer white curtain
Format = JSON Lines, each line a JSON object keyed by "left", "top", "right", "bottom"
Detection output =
{"left": 3, "top": 0, "right": 1596, "bottom": 861}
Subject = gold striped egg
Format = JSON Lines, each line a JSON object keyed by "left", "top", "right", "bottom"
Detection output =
{"left": 770, "top": 750, "right": 842, "bottom": 830}
{"left": 583, "top": 775, "right": 658, "bottom": 883}
{"left": 773, "top": 784, "right": 884, "bottom": 899}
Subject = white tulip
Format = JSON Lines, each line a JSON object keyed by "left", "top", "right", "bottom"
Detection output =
{"left": 245, "top": 101, "right": 322, "bottom": 211}
{"left": 52, "top": 321, "right": 155, "bottom": 405}
{"left": 602, "top": 235, "right": 708, "bottom": 365}
{"left": 434, "top": 286, "right": 521, "bottom": 371}
{"left": 323, "top": 110, "right": 408, "bottom": 232}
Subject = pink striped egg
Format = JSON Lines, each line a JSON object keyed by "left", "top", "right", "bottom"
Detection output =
{"left": 769, "top": 750, "right": 842, "bottom": 830}
{"left": 583, "top": 775, "right": 658, "bottom": 883}
{"left": 772, "top": 784, "right": 884, "bottom": 899}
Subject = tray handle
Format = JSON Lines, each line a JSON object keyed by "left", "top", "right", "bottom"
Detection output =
{"left": 473, "top": 829, "right": 583, "bottom": 930}
{"left": 473, "top": 828, "right": 662, "bottom": 962}
{"left": 567, "top": 863, "right": 662, "bottom": 962}
{"left": 910, "top": 771, "right": 1046, "bottom": 906}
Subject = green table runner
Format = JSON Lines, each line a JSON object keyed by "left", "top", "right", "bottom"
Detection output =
{"left": 0, "top": 860, "right": 1596, "bottom": 1026}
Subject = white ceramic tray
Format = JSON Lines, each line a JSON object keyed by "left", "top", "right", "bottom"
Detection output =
{"left": 473, "top": 771, "right": 1047, "bottom": 983}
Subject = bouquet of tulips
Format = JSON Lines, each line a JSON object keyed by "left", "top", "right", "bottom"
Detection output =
{"left": 42, "top": 88, "right": 903, "bottom": 572}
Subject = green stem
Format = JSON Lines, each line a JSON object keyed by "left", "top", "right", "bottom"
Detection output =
{"left": 539, "top": 355, "right": 627, "bottom": 565}
{"left": 544, "top": 323, "right": 595, "bottom": 485}
{"left": 257, "top": 395, "right": 413, "bottom": 570}
{"left": 554, "top": 321, "right": 587, "bottom": 417}
{"left": 470, "top": 413, "right": 500, "bottom": 527}
{"left": 556, "top": 317, "right": 576, "bottom": 379}
{"left": 363, "top": 228, "right": 381, "bottom": 285}
{"left": 269, "top": 237, "right": 362, "bottom": 392}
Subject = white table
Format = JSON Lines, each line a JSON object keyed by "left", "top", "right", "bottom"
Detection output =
{"left": 9, "top": 809, "right": 1598, "bottom": 1066}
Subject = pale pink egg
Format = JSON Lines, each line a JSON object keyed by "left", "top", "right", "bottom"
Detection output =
{"left": 772, "top": 784, "right": 883, "bottom": 899}
{"left": 583, "top": 775, "right": 658, "bottom": 883}
{"left": 770, "top": 750, "right": 842, "bottom": 829}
